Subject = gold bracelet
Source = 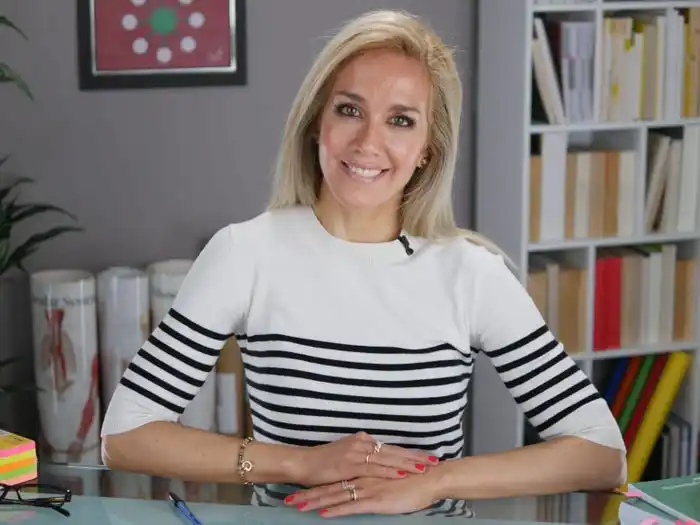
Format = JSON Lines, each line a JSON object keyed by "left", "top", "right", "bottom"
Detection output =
{"left": 238, "top": 436, "right": 254, "bottom": 485}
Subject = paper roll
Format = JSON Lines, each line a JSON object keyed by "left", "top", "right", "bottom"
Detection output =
{"left": 97, "top": 267, "right": 149, "bottom": 407}
{"left": 147, "top": 259, "right": 216, "bottom": 427}
{"left": 147, "top": 258, "right": 217, "bottom": 501}
{"left": 147, "top": 259, "right": 217, "bottom": 427}
{"left": 96, "top": 266, "right": 150, "bottom": 496}
{"left": 30, "top": 270, "right": 101, "bottom": 465}
{"left": 147, "top": 259, "right": 193, "bottom": 327}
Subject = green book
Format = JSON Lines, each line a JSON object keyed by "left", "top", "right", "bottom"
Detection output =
{"left": 629, "top": 475, "right": 700, "bottom": 523}
{"left": 618, "top": 354, "right": 656, "bottom": 432}
{"left": 620, "top": 499, "right": 677, "bottom": 525}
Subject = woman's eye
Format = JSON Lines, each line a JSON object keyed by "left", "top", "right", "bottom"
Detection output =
{"left": 391, "top": 115, "right": 415, "bottom": 128}
{"left": 336, "top": 103, "right": 360, "bottom": 117}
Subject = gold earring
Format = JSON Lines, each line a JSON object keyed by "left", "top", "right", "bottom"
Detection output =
{"left": 418, "top": 157, "right": 427, "bottom": 169}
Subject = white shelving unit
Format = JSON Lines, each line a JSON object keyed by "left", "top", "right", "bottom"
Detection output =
{"left": 472, "top": 0, "right": 700, "bottom": 521}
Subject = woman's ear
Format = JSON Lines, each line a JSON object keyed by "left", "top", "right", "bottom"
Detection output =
{"left": 417, "top": 152, "right": 429, "bottom": 169}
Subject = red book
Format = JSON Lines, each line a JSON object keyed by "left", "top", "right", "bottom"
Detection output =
{"left": 594, "top": 256, "right": 622, "bottom": 350}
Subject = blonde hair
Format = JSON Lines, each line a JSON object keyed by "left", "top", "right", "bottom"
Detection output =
{"left": 267, "top": 9, "right": 506, "bottom": 258}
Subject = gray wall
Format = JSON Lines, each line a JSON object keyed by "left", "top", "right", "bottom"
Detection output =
{"left": 2, "top": 0, "right": 476, "bottom": 273}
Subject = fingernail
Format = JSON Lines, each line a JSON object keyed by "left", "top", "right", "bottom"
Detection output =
{"left": 397, "top": 470, "right": 407, "bottom": 476}
{"left": 296, "top": 502, "right": 308, "bottom": 510}
{"left": 429, "top": 455, "right": 438, "bottom": 463}
{"left": 416, "top": 463, "right": 425, "bottom": 471}
{"left": 284, "top": 495, "right": 295, "bottom": 503}
{"left": 319, "top": 509, "right": 328, "bottom": 515}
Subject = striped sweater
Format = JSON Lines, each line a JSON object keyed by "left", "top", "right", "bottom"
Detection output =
{"left": 101, "top": 205, "right": 625, "bottom": 517}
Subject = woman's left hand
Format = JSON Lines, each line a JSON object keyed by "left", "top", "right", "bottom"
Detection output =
{"left": 285, "top": 473, "right": 441, "bottom": 518}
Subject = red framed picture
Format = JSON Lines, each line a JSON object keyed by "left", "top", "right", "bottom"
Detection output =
{"left": 77, "top": 0, "right": 246, "bottom": 89}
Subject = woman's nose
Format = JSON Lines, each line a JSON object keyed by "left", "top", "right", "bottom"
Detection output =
{"left": 354, "top": 120, "right": 384, "bottom": 154}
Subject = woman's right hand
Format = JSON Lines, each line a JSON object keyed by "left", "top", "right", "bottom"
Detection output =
{"left": 293, "top": 432, "right": 439, "bottom": 487}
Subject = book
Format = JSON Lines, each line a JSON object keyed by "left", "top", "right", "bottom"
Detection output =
{"left": 600, "top": 351, "right": 692, "bottom": 523}
{"left": 620, "top": 498, "right": 677, "bottom": 525}
{"left": 0, "top": 430, "right": 37, "bottom": 485}
{"left": 628, "top": 475, "right": 700, "bottom": 524}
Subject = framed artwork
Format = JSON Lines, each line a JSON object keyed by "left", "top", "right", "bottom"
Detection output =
{"left": 76, "top": 0, "right": 246, "bottom": 90}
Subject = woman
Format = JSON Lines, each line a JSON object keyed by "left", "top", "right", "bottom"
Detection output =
{"left": 101, "top": 9, "right": 626, "bottom": 519}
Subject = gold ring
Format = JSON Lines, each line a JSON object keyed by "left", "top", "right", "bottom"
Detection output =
{"left": 365, "top": 452, "right": 372, "bottom": 464}
{"left": 373, "top": 440, "right": 383, "bottom": 453}
{"left": 349, "top": 486, "right": 358, "bottom": 501}
{"left": 341, "top": 480, "right": 350, "bottom": 489}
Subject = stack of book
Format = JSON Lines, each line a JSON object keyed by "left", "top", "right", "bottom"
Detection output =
{"left": 619, "top": 475, "right": 700, "bottom": 525}
{"left": 0, "top": 430, "right": 37, "bottom": 485}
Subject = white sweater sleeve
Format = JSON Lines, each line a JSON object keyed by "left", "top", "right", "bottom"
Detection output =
{"left": 469, "top": 250, "right": 626, "bottom": 453}
{"left": 100, "top": 224, "right": 253, "bottom": 440}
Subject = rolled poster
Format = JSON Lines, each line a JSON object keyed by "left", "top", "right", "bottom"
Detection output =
{"left": 147, "top": 258, "right": 217, "bottom": 500}
{"left": 96, "top": 266, "right": 151, "bottom": 497}
{"left": 30, "top": 270, "right": 100, "bottom": 466}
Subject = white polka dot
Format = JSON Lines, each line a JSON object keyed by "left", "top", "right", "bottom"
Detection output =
{"left": 180, "top": 36, "right": 196, "bottom": 53}
{"left": 188, "top": 12, "right": 205, "bottom": 28}
{"left": 132, "top": 38, "right": 148, "bottom": 55}
{"left": 179, "top": 0, "right": 193, "bottom": 4}
{"left": 157, "top": 47, "right": 172, "bottom": 64}
{"left": 131, "top": 0, "right": 146, "bottom": 6}
{"left": 122, "top": 14, "right": 138, "bottom": 30}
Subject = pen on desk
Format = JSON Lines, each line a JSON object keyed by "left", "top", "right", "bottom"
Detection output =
{"left": 168, "top": 491, "right": 203, "bottom": 525}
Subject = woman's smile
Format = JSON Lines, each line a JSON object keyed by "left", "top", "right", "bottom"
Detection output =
{"left": 341, "top": 160, "right": 389, "bottom": 183}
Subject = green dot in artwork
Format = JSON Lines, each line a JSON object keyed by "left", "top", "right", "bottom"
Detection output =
{"left": 149, "top": 7, "right": 178, "bottom": 35}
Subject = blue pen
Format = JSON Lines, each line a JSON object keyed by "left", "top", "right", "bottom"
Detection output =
{"left": 168, "top": 491, "right": 203, "bottom": 525}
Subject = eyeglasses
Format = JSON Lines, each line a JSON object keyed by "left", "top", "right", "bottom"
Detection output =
{"left": 0, "top": 483, "right": 72, "bottom": 517}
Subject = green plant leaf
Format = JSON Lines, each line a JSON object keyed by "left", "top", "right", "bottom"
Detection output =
{"left": 0, "top": 221, "right": 9, "bottom": 242}
{"left": 0, "top": 62, "right": 33, "bottom": 100}
{"left": 10, "top": 203, "right": 78, "bottom": 223}
{"left": 0, "top": 384, "right": 39, "bottom": 395}
{"left": 2, "top": 193, "right": 19, "bottom": 218}
{"left": 0, "top": 355, "right": 28, "bottom": 368}
{"left": 0, "top": 16, "right": 28, "bottom": 39}
{"left": 0, "top": 176, "right": 33, "bottom": 204}
{"left": 2, "top": 225, "right": 82, "bottom": 272}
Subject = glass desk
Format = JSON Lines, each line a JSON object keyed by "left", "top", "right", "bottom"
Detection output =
{"left": 15, "top": 462, "right": 635, "bottom": 525}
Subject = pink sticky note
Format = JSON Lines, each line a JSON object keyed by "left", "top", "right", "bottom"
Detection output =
{"left": 624, "top": 490, "right": 643, "bottom": 498}
{"left": 639, "top": 519, "right": 658, "bottom": 525}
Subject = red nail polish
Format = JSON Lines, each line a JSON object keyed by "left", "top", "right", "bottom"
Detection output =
{"left": 416, "top": 463, "right": 425, "bottom": 471}
{"left": 429, "top": 455, "right": 439, "bottom": 463}
{"left": 397, "top": 470, "right": 407, "bottom": 476}
{"left": 284, "top": 495, "right": 295, "bottom": 503}
{"left": 296, "top": 502, "right": 308, "bottom": 510}
{"left": 319, "top": 509, "right": 328, "bottom": 515}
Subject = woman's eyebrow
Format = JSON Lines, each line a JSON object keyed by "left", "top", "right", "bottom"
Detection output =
{"left": 335, "top": 90, "right": 421, "bottom": 114}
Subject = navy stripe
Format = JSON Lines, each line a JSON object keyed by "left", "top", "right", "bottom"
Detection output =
{"left": 120, "top": 377, "right": 184, "bottom": 414}
{"left": 168, "top": 308, "right": 231, "bottom": 341}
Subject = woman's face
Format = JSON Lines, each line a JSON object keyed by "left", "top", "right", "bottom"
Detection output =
{"left": 316, "top": 49, "right": 431, "bottom": 212}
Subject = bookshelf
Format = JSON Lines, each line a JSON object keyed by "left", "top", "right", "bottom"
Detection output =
{"left": 472, "top": 0, "right": 700, "bottom": 521}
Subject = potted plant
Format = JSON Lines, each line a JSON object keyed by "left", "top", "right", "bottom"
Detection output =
{"left": 0, "top": 13, "right": 81, "bottom": 437}
{"left": 0, "top": 155, "right": 82, "bottom": 278}
{"left": 0, "top": 14, "right": 31, "bottom": 99}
